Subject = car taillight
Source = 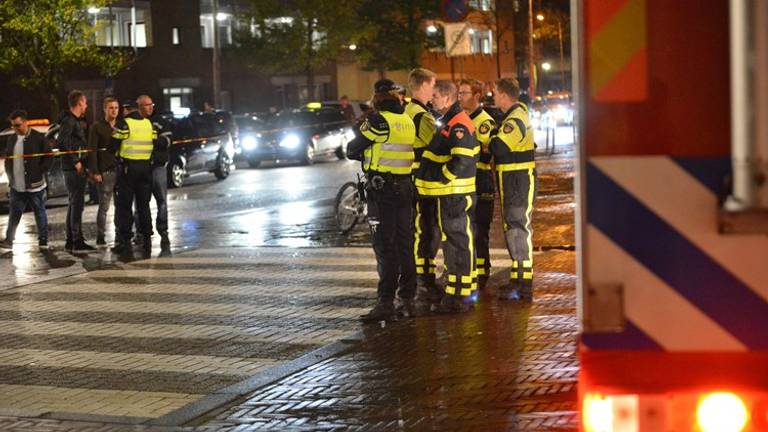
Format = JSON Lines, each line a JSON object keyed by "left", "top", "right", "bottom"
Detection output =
{"left": 696, "top": 392, "right": 748, "bottom": 432}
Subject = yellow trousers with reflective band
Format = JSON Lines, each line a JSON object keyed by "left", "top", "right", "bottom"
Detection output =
{"left": 413, "top": 198, "right": 440, "bottom": 280}
{"left": 436, "top": 194, "right": 477, "bottom": 297}
{"left": 498, "top": 168, "right": 536, "bottom": 289}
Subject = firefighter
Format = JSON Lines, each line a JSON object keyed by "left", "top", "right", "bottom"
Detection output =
{"left": 415, "top": 80, "right": 479, "bottom": 313}
{"left": 111, "top": 96, "right": 158, "bottom": 256}
{"left": 347, "top": 79, "right": 417, "bottom": 321}
{"left": 458, "top": 79, "right": 496, "bottom": 289}
{"left": 404, "top": 68, "right": 441, "bottom": 305}
{"left": 490, "top": 78, "right": 537, "bottom": 302}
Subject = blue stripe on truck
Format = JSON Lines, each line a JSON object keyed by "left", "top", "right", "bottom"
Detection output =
{"left": 587, "top": 162, "right": 768, "bottom": 349}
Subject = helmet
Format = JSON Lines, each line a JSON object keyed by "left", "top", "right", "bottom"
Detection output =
{"left": 374, "top": 79, "right": 403, "bottom": 94}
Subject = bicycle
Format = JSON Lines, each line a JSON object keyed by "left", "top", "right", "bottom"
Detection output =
{"left": 335, "top": 173, "right": 367, "bottom": 234}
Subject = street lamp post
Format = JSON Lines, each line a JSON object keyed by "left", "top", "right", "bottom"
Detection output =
{"left": 212, "top": 0, "right": 221, "bottom": 109}
{"left": 557, "top": 18, "right": 566, "bottom": 91}
{"left": 528, "top": 0, "right": 535, "bottom": 98}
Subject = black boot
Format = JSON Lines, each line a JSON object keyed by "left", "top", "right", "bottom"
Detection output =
{"left": 360, "top": 300, "right": 397, "bottom": 322}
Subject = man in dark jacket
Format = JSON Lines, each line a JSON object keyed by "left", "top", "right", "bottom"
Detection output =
{"left": 88, "top": 96, "right": 120, "bottom": 246}
{"left": 0, "top": 110, "right": 53, "bottom": 251}
{"left": 58, "top": 90, "right": 95, "bottom": 252}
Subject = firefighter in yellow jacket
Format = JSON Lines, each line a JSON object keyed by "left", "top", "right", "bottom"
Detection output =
{"left": 405, "top": 68, "right": 441, "bottom": 303}
{"left": 415, "top": 80, "right": 479, "bottom": 313}
{"left": 489, "top": 79, "right": 537, "bottom": 302}
{"left": 458, "top": 79, "right": 496, "bottom": 289}
{"left": 348, "top": 79, "right": 417, "bottom": 321}
{"left": 111, "top": 97, "right": 158, "bottom": 255}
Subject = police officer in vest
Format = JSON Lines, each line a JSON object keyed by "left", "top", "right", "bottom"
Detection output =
{"left": 404, "top": 68, "right": 441, "bottom": 303}
{"left": 415, "top": 80, "right": 480, "bottom": 313}
{"left": 458, "top": 79, "right": 496, "bottom": 289}
{"left": 348, "top": 79, "right": 417, "bottom": 322}
{"left": 490, "top": 78, "right": 537, "bottom": 302}
{"left": 111, "top": 96, "right": 158, "bottom": 255}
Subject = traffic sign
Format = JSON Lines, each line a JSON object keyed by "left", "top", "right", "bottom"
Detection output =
{"left": 441, "top": 0, "right": 470, "bottom": 23}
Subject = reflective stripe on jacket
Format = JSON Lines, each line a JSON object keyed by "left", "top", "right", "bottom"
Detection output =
{"left": 113, "top": 117, "right": 156, "bottom": 160}
{"left": 415, "top": 102, "right": 479, "bottom": 196}
{"left": 490, "top": 102, "right": 535, "bottom": 171}
{"left": 361, "top": 111, "right": 416, "bottom": 175}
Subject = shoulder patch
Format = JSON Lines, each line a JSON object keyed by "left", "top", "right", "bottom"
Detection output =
{"left": 453, "top": 127, "right": 465, "bottom": 140}
{"left": 502, "top": 122, "right": 514, "bottom": 134}
{"left": 479, "top": 123, "right": 490, "bottom": 135}
{"left": 360, "top": 121, "right": 370, "bottom": 132}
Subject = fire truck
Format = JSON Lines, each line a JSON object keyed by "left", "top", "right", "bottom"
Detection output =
{"left": 576, "top": 0, "right": 768, "bottom": 431}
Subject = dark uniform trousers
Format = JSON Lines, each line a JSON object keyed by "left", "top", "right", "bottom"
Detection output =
{"left": 368, "top": 174, "right": 417, "bottom": 302}
{"left": 438, "top": 193, "right": 476, "bottom": 297}
{"left": 414, "top": 197, "right": 441, "bottom": 283}
{"left": 115, "top": 160, "right": 153, "bottom": 244}
{"left": 498, "top": 168, "right": 537, "bottom": 292}
{"left": 474, "top": 166, "right": 495, "bottom": 280}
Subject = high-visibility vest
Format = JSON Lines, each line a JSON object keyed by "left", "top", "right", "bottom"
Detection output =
{"left": 115, "top": 118, "right": 155, "bottom": 161}
{"left": 492, "top": 103, "right": 535, "bottom": 172}
{"left": 361, "top": 111, "right": 416, "bottom": 175}
{"left": 405, "top": 100, "right": 436, "bottom": 170}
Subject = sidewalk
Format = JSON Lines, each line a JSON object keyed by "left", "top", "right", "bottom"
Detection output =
{"left": 192, "top": 145, "right": 578, "bottom": 431}
{"left": 0, "top": 136, "right": 578, "bottom": 431}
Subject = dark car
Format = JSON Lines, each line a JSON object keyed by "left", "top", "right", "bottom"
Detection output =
{"left": 240, "top": 108, "right": 354, "bottom": 168}
{"left": 233, "top": 114, "right": 267, "bottom": 168}
{"left": 161, "top": 112, "right": 236, "bottom": 188}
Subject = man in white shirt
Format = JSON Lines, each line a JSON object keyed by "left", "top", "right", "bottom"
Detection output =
{"left": 0, "top": 110, "right": 53, "bottom": 251}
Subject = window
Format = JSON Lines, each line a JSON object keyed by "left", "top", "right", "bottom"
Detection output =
{"left": 470, "top": 29, "right": 493, "bottom": 54}
{"left": 92, "top": 1, "right": 152, "bottom": 47}
{"left": 469, "top": 0, "right": 493, "bottom": 11}
{"left": 200, "top": 0, "right": 235, "bottom": 48}
{"left": 163, "top": 88, "right": 194, "bottom": 114}
{"left": 172, "top": 27, "right": 181, "bottom": 45}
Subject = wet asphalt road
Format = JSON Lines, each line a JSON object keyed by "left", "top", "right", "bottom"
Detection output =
{"left": 0, "top": 153, "right": 366, "bottom": 290}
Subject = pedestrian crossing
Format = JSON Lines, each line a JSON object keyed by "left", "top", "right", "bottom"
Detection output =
{"left": 0, "top": 246, "right": 517, "bottom": 421}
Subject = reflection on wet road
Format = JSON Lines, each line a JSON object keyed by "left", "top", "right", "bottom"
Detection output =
{"left": 0, "top": 158, "right": 365, "bottom": 290}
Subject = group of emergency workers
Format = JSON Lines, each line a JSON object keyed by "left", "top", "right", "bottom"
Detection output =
{"left": 348, "top": 68, "right": 537, "bottom": 321}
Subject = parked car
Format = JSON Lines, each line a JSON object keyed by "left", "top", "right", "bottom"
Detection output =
{"left": 0, "top": 120, "right": 67, "bottom": 203}
{"left": 240, "top": 108, "right": 355, "bottom": 168}
{"left": 318, "top": 100, "right": 371, "bottom": 121}
{"left": 158, "top": 112, "right": 236, "bottom": 188}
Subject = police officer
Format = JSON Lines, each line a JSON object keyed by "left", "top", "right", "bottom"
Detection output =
{"left": 348, "top": 79, "right": 417, "bottom": 322}
{"left": 458, "top": 79, "right": 496, "bottom": 289}
{"left": 111, "top": 96, "right": 158, "bottom": 255}
{"left": 415, "top": 80, "right": 479, "bottom": 313}
{"left": 490, "top": 78, "right": 536, "bottom": 302}
{"left": 404, "top": 68, "right": 441, "bottom": 304}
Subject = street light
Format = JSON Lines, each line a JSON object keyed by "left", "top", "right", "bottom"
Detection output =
{"left": 536, "top": 13, "right": 544, "bottom": 21}
{"left": 542, "top": 62, "right": 551, "bottom": 71}
{"left": 348, "top": 44, "right": 357, "bottom": 51}
{"left": 87, "top": 6, "right": 101, "bottom": 14}
{"left": 537, "top": 13, "right": 568, "bottom": 92}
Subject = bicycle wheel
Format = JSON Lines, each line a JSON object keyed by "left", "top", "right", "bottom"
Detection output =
{"left": 335, "top": 181, "right": 361, "bottom": 234}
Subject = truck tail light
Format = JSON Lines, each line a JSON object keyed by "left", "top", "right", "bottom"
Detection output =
{"left": 583, "top": 393, "right": 613, "bottom": 432}
{"left": 696, "top": 392, "right": 748, "bottom": 432}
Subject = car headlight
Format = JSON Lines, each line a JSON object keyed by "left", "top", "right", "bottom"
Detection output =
{"left": 279, "top": 134, "right": 301, "bottom": 149}
{"left": 242, "top": 135, "right": 258, "bottom": 151}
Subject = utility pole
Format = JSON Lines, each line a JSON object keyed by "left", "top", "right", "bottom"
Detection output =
{"left": 527, "top": 0, "right": 535, "bottom": 97}
{"left": 558, "top": 19, "right": 566, "bottom": 91}
{"left": 212, "top": 0, "right": 221, "bottom": 108}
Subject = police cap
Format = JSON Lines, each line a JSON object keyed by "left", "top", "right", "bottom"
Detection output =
{"left": 374, "top": 79, "right": 403, "bottom": 95}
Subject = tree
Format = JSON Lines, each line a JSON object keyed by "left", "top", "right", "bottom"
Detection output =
{"left": 0, "top": 0, "right": 132, "bottom": 118}
{"left": 236, "top": 0, "right": 362, "bottom": 102}
{"left": 354, "top": 0, "right": 440, "bottom": 76}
